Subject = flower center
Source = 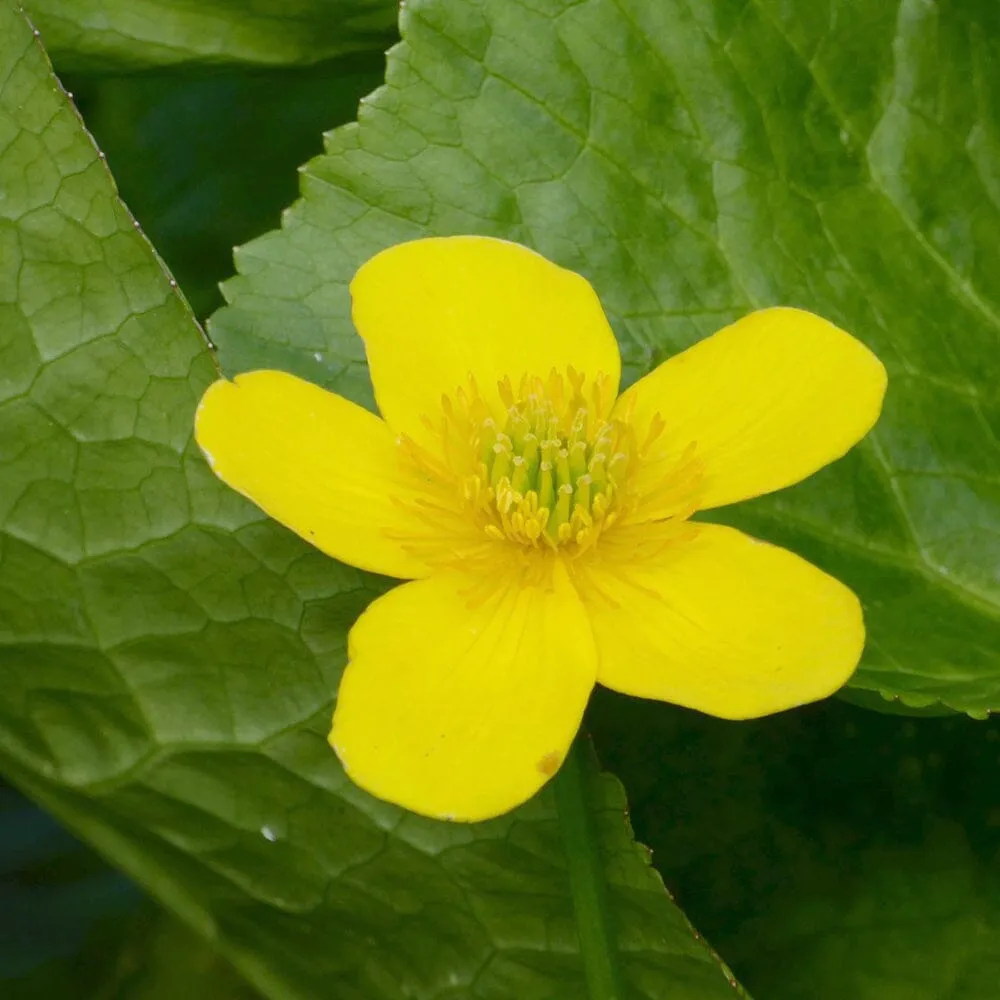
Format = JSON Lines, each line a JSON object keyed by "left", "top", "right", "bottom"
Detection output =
{"left": 394, "top": 368, "right": 705, "bottom": 573}
{"left": 444, "top": 369, "right": 630, "bottom": 552}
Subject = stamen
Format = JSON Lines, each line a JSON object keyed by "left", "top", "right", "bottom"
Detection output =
{"left": 538, "top": 461, "right": 554, "bottom": 512}
{"left": 555, "top": 448, "right": 572, "bottom": 490}
{"left": 395, "top": 368, "right": 701, "bottom": 561}
{"left": 568, "top": 440, "right": 588, "bottom": 480}
{"left": 552, "top": 483, "right": 574, "bottom": 536}
{"left": 490, "top": 441, "right": 511, "bottom": 488}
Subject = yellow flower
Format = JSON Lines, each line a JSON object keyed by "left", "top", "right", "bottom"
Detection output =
{"left": 195, "top": 236, "right": 887, "bottom": 822}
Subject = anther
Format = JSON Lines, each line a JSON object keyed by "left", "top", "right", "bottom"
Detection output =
{"left": 431, "top": 368, "right": 644, "bottom": 553}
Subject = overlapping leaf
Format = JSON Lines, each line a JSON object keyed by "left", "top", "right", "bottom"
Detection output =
{"left": 23, "top": 0, "right": 398, "bottom": 71}
{"left": 591, "top": 690, "right": 1000, "bottom": 999}
{"left": 76, "top": 57, "right": 386, "bottom": 316}
{"left": 212, "top": 0, "right": 1000, "bottom": 715}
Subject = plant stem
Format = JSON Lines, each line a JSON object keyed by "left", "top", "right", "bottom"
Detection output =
{"left": 552, "top": 734, "right": 629, "bottom": 1000}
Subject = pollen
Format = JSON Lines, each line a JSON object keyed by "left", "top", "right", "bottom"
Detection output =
{"left": 396, "top": 367, "right": 703, "bottom": 565}
{"left": 439, "top": 368, "right": 634, "bottom": 553}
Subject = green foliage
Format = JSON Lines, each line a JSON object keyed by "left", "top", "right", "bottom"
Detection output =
{"left": 212, "top": 0, "right": 1000, "bottom": 716}
{"left": 74, "top": 56, "right": 386, "bottom": 316}
{"left": 23, "top": 0, "right": 398, "bottom": 71}
{"left": 591, "top": 692, "right": 1000, "bottom": 1000}
{"left": 0, "top": 4, "right": 747, "bottom": 998}
{"left": 3, "top": 0, "right": 1000, "bottom": 996}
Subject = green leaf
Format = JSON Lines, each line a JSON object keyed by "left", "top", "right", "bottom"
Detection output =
{"left": 211, "top": 0, "right": 1000, "bottom": 716}
{"left": 590, "top": 691, "right": 1000, "bottom": 998}
{"left": 0, "top": 5, "right": 746, "bottom": 998}
{"left": 22, "top": 0, "right": 398, "bottom": 72}
{"left": 96, "top": 910, "right": 264, "bottom": 1000}
{"left": 74, "top": 56, "right": 386, "bottom": 317}
{"left": 727, "top": 826, "right": 1000, "bottom": 1000}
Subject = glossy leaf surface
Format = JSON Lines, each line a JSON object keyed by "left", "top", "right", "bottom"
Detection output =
{"left": 213, "top": 0, "right": 1000, "bottom": 716}
{"left": 0, "top": 5, "right": 746, "bottom": 998}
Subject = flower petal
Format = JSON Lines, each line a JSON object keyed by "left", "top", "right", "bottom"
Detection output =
{"left": 195, "top": 370, "right": 448, "bottom": 579}
{"left": 618, "top": 308, "right": 887, "bottom": 513}
{"left": 351, "top": 236, "right": 621, "bottom": 445}
{"left": 330, "top": 563, "right": 596, "bottom": 821}
{"left": 577, "top": 523, "right": 864, "bottom": 719}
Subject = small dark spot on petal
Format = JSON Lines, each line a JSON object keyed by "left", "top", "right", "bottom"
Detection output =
{"left": 537, "top": 751, "right": 561, "bottom": 776}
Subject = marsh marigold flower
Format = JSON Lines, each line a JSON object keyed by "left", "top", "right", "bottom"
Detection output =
{"left": 195, "top": 236, "right": 887, "bottom": 822}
